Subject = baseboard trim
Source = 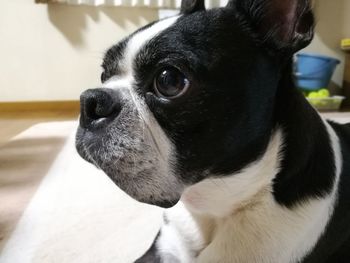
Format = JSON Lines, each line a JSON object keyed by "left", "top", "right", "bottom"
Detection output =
{"left": 0, "top": 101, "right": 80, "bottom": 112}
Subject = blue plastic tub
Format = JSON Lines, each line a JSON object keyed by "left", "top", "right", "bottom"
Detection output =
{"left": 295, "top": 53, "right": 340, "bottom": 91}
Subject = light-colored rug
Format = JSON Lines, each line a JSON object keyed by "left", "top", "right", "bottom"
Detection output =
{"left": 1, "top": 114, "right": 350, "bottom": 263}
{"left": 0, "top": 121, "right": 162, "bottom": 263}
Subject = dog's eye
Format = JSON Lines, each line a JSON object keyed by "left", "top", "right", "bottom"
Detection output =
{"left": 154, "top": 68, "right": 190, "bottom": 98}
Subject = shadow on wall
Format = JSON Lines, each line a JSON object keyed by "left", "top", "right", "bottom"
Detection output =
{"left": 47, "top": 4, "right": 158, "bottom": 47}
{"left": 314, "top": 0, "right": 347, "bottom": 51}
{"left": 304, "top": 0, "right": 348, "bottom": 89}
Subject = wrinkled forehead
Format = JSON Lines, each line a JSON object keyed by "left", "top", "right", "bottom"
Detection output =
{"left": 102, "top": 16, "right": 181, "bottom": 86}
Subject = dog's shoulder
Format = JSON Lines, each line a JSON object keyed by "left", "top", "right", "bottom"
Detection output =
{"left": 301, "top": 120, "right": 350, "bottom": 263}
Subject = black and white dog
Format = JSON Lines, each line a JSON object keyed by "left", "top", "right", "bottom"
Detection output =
{"left": 76, "top": 0, "right": 350, "bottom": 262}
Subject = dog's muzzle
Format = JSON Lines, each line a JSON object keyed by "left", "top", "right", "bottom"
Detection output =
{"left": 76, "top": 87, "right": 183, "bottom": 208}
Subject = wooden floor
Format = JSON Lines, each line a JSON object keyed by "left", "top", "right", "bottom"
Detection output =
{"left": 0, "top": 109, "right": 78, "bottom": 250}
{"left": 0, "top": 110, "right": 78, "bottom": 146}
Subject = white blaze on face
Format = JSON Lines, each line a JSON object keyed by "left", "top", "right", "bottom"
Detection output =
{"left": 122, "top": 16, "right": 180, "bottom": 77}
{"left": 104, "top": 15, "right": 180, "bottom": 90}
{"left": 117, "top": 15, "right": 180, "bottom": 162}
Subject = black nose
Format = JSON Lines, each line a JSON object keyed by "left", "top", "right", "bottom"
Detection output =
{"left": 79, "top": 88, "right": 121, "bottom": 129}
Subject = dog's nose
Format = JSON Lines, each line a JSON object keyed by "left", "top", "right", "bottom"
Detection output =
{"left": 79, "top": 88, "right": 121, "bottom": 129}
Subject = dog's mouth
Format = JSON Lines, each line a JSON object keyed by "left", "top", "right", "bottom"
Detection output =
{"left": 75, "top": 128, "right": 99, "bottom": 168}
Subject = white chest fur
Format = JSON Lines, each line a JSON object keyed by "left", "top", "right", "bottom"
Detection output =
{"left": 192, "top": 191, "right": 337, "bottom": 263}
{"left": 161, "top": 124, "right": 342, "bottom": 263}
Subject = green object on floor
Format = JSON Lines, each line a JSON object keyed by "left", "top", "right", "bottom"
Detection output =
{"left": 308, "top": 89, "right": 330, "bottom": 99}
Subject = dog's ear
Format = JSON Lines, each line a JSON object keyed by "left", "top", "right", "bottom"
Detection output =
{"left": 181, "top": 0, "right": 205, "bottom": 14}
{"left": 229, "top": 0, "right": 315, "bottom": 53}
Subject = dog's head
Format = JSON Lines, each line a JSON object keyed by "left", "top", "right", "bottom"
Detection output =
{"left": 76, "top": 0, "right": 314, "bottom": 208}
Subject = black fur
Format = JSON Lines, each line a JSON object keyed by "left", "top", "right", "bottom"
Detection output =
{"left": 272, "top": 64, "right": 335, "bottom": 207}
{"left": 101, "top": 39, "right": 128, "bottom": 83}
{"left": 180, "top": 0, "right": 205, "bottom": 15}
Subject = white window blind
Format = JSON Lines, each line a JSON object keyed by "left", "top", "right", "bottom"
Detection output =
{"left": 35, "top": 0, "right": 228, "bottom": 9}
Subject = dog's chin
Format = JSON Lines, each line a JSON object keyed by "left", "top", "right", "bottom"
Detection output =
{"left": 105, "top": 172, "right": 181, "bottom": 209}
{"left": 77, "top": 156, "right": 180, "bottom": 209}
{"left": 146, "top": 199, "right": 180, "bottom": 209}
{"left": 108, "top": 174, "right": 181, "bottom": 209}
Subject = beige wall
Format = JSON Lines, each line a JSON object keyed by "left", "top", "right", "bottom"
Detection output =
{"left": 0, "top": 1, "right": 158, "bottom": 102}
{"left": 0, "top": 1, "right": 349, "bottom": 102}
{"left": 303, "top": 0, "right": 350, "bottom": 87}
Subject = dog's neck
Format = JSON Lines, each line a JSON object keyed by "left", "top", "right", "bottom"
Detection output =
{"left": 180, "top": 125, "right": 340, "bottom": 262}
{"left": 181, "top": 128, "right": 283, "bottom": 217}
{"left": 179, "top": 62, "right": 342, "bottom": 262}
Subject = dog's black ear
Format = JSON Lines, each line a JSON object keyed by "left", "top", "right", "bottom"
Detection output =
{"left": 181, "top": 0, "right": 205, "bottom": 14}
{"left": 229, "top": 0, "right": 315, "bottom": 53}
